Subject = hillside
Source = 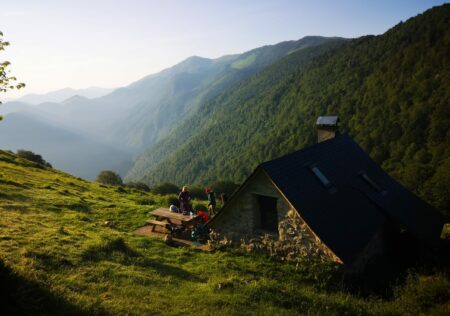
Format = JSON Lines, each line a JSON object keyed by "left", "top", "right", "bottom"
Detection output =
{"left": 113, "top": 36, "right": 342, "bottom": 150}
{"left": 125, "top": 39, "right": 346, "bottom": 182}
{"left": 0, "top": 37, "right": 341, "bottom": 180}
{"left": 127, "top": 4, "right": 450, "bottom": 218}
{"left": 0, "top": 149, "right": 448, "bottom": 314}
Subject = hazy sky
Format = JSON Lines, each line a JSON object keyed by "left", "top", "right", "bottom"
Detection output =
{"left": 1, "top": 0, "right": 448, "bottom": 98}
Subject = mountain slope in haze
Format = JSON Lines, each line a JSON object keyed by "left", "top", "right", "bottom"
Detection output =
{"left": 7, "top": 87, "right": 114, "bottom": 105}
{"left": 0, "top": 101, "right": 34, "bottom": 116}
{"left": 127, "top": 4, "right": 450, "bottom": 217}
{"left": 112, "top": 36, "right": 345, "bottom": 149}
{"left": 2, "top": 37, "right": 341, "bottom": 152}
{"left": 0, "top": 112, "right": 132, "bottom": 179}
{"left": 0, "top": 36, "right": 343, "bottom": 180}
{"left": 125, "top": 38, "right": 347, "bottom": 181}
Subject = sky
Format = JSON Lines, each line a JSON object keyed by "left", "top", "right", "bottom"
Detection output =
{"left": 0, "top": 0, "right": 448, "bottom": 98}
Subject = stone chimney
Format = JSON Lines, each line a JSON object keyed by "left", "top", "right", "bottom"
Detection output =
{"left": 316, "top": 116, "right": 339, "bottom": 143}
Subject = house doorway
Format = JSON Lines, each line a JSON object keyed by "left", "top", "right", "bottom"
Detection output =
{"left": 257, "top": 195, "right": 278, "bottom": 232}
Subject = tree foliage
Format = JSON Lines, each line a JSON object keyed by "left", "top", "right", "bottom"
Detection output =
{"left": 16, "top": 150, "right": 52, "bottom": 168}
{"left": 211, "top": 181, "right": 240, "bottom": 197}
{"left": 124, "top": 182, "right": 150, "bottom": 192}
{"left": 96, "top": 170, "right": 123, "bottom": 186}
{"left": 0, "top": 31, "right": 25, "bottom": 120}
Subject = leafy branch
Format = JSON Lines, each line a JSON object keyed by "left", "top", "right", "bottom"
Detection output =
{"left": 0, "top": 30, "right": 26, "bottom": 114}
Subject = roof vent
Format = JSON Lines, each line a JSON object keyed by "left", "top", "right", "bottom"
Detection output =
{"left": 316, "top": 116, "right": 339, "bottom": 143}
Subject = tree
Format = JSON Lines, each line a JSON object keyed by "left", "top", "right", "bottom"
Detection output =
{"left": 0, "top": 31, "right": 25, "bottom": 120}
{"left": 16, "top": 150, "right": 52, "bottom": 168}
{"left": 124, "top": 182, "right": 150, "bottom": 192}
{"left": 212, "top": 181, "right": 240, "bottom": 197}
{"left": 96, "top": 170, "right": 123, "bottom": 186}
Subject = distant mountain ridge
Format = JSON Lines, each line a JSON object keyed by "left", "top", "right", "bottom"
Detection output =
{"left": 8, "top": 87, "right": 114, "bottom": 105}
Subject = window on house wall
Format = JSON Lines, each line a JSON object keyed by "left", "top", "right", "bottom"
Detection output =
{"left": 257, "top": 195, "right": 278, "bottom": 232}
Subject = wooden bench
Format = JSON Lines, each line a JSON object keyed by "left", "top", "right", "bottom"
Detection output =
{"left": 145, "top": 219, "right": 170, "bottom": 232}
{"left": 146, "top": 208, "right": 200, "bottom": 236}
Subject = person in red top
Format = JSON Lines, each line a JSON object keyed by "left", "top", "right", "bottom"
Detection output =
{"left": 205, "top": 187, "right": 217, "bottom": 216}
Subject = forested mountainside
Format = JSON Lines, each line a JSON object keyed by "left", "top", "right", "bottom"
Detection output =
{"left": 125, "top": 39, "right": 347, "bottom": 180}
{"left": 111, "top": 36, "right": 342, "bottom": 149}
{"left": 127, "top": 4, "right": 450, "bottom": 218}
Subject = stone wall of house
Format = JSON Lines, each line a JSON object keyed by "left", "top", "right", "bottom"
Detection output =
{"left": 209, "top": 169, "right": 290, "bottom": 237}
{"left": 210, "top": 209, "right": 341, "bottom": 263}
{"left": 209, "top": 169, "right": 341, "bottom": 263}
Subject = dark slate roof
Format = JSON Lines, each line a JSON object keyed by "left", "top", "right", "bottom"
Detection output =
{"left": 316, "top": 116, "right": 339, "bottom": 126}
{"left": 260, "top": 134, "right": 444, "bottom": 264}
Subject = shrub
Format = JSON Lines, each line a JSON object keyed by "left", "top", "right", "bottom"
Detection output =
{"left": 96, "top": 170, "right": 123, "bottom": 186}
{"left": 151, "top": 182, "right": 179, "bottom": 195}
{"left": 162, "top": 194, "right": 179, "bottom": 207}
{"left": 116, "top": 187, "right": 127, "bottom": 193}
{"left": 189, "top": 186, "right": 205, "bottom": 199}
{"left": 125, "top": 182, "right": 150, "bottom": 192}
{"left": 391, "top": 273, "right": 450, "bottom": 315}
{"left": 212, "top": 181, "right": 239, "bottom": 197}
{"left": 16, "top": 150, "right": 52, "bottom": 168}
{"left": 135, "top": 197, "right": 155, "bottom": 205}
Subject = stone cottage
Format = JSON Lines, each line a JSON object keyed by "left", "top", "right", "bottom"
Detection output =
{"left": 207, "top": 117, "right": 444, "bottom": 269}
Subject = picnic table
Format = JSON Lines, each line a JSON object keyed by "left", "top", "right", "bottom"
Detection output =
{"left": 146, "top": 208, "right": 199, "bottom": 236}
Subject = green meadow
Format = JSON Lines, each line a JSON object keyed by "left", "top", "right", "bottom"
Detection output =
{"left": 0, "top": 149, "right": 448, "bottom": 315}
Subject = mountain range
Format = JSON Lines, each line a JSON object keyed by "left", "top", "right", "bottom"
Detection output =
{"left": 4, "top": 87, "right": 113, "bottom": 105}
{"left": 0, "top": 36, "right": 343, "bottom": 179}
{"left": 0, "top": 4, "right": 448, "bottom": 217}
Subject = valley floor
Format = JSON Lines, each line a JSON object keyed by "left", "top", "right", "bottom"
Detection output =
{"left": 0, "top": 150, "right": 448, "bottom": 315}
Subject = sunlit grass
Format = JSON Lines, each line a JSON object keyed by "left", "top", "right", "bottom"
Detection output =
{"left": 0, "top": 149, "right": 448, "bottom": 315}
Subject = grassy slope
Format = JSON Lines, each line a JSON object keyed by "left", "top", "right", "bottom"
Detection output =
{"left": 0, "top": 149, "right": 448, "bottom": 315}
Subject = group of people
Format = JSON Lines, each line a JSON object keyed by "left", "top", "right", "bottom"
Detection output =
{"left": 176, "top": 186, "right": 226, "bottom": 217}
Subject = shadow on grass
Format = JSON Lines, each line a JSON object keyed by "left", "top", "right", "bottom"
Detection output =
{"left": 0, "top": 192, "right": 30, "bottom": 201}
{"left": 0, "top": 259, "right": 109, "bottom": 316}
{"left": 0, "top": 178, "right": 29, "bottom": 188}
{"left": 55, "top": 202, "right": 91, "bottom": 212}
{"left": 81, "top": 238, "right": 204, "bottom": 282}
{"left": 245, "top": 282, "right": 367, "bottom": 315}
{"left": 24, "top": 250, "right": 74, "bottom": 271}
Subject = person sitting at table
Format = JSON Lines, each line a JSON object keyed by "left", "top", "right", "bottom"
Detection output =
{"left": 178, "top": 186, "right": 192, "bottom": 215}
